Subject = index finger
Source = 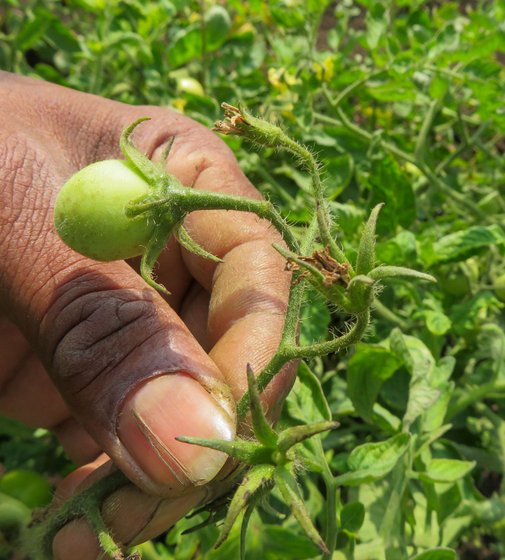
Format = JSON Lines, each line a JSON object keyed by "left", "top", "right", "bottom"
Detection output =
{"left": 156, "top": 125, "right": 296, "bottom": 422}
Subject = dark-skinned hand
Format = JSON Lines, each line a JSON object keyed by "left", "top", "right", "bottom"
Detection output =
{"left": 0, "top": 72, "right": 294, "bottom": 558}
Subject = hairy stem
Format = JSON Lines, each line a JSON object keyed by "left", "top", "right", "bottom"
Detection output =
{"left": 287, "top": 309, "right": 370, "bottom": 359}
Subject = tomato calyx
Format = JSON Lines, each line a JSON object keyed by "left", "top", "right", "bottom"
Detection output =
{"left": 56, "top": 118, "right": 295, "bottom": 296}
{"left": 117, "top": 118, "right": 223, "bottom": 294}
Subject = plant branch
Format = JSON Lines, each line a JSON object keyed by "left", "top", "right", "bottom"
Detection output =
{"left": 286, "top": 309, "right": 370, "bottom": 359}
{"left": 319, "top": 83, "right": 487, "bottom": 221}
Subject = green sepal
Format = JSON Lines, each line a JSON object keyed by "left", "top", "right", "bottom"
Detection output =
{"left": 159, "top": 136, "right": 175, "bottom": 170}
{"left": 346, "top": 274, "right": 375, "bottom": 313}
{"left": 140, "top": 222, "right": 175, "bottom": 295}
{"left": 175, "top": 225, "right": 223, "bottom": 263}
{"left": 240, "top": 485, "right": 264, "bottom": 560}
{"left": 214, "top": 464, "right": 275, "bottom": 549}
{"left": 277, "top": 421, "right": 339, "bottom": 453}
{"left": 356, "top": 203, "right": 384, "bottom": 275}
{"left": 368, "top": 265, "right": 436, "bottom": 283}
{"left": 274, "top": 465, "right": 329, "bottom": 554}
{"left": 247, "top": 364, "right": 278, "bottom": 448}
{"left": 120, "top": 118, "right": 165, "bottom": 186}
{"left": 175, "top": 436, "right": 274, "bottom": 465}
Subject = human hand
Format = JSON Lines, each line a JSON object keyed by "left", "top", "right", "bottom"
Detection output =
{"left": 0, "top": 72, "right": 294, "bottom": 558}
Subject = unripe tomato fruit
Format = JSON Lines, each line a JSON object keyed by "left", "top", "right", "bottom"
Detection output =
{"left": 176, "top": 76, "right": 205, "bottom": 97}
{"left": 54, "top": 160, "right": 155, "bottom": 261}
{"left": 0, "top": 492, "right": 31, "bottom": 531}
{"left": 0, "top": 470, "right": 52, "bottom": 509}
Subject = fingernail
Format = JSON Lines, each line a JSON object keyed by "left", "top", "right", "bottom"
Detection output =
{"left": 118, "top": 374, "right": 234, "bottom": 488}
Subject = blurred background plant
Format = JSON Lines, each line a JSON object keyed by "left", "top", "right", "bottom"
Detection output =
{"left": 1, "top": 1, "right": 505, "bottom": 558}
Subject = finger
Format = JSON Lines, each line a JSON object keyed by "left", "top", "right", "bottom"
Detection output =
{"left": 155, "top": 128, "right": 297, "bottom": 418}
{"left": 0, "top": 75, "right": 236, "bottom": 496}
{"left": 0, "top": 316, "right": 69, "bottom": 429}
{"left": 0, "top": 316, "right": 113, "bottom": 465}
{"left": 52, "top": 458, "right": 205, "bottom": 560}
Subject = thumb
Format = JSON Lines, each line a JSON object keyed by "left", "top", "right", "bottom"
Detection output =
{"left": 0, "top": 78, "right": 235, "bottom": 497}
{"left": 41, "top": 265, "right": 236, "bottom": 496}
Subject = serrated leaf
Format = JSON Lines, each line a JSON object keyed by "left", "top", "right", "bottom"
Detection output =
{"left": 299, "top": 290, "right": 331, "bottom": 346}
{"left": 428, "top": 225, "right": 505, "bottom": 265}
{"left": 366, "top": 2, "right": 389, "bottom": 49}
{"left": 261, "top": 526, "right": 320, "bottom": 559}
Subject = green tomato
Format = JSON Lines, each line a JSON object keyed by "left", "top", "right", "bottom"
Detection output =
{"left": 176, "top": 77, "right": 205, "bottom": 97}
{"left": 0, "top": 492, "right": 31, "bottom": 532}
{"left": 0, "top": 470, "right": 52, "bottom": 509}
{"left": 438, "top": 273, "right": 470, "bottom": 297}
{"left": 54, "top": 159, "right": 155, "bottom": 261}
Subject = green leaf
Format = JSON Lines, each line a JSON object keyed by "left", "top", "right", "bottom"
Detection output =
{"left": 324, "top": 154, "right": 354, "bottom": 199}
{"left": 167, "top": 26, "right": 201, "bottom": 68}
{"left": 366, "top": 1, "right": 389, "bottom": 49}
{"left": 389, "top": 330, "right": 444, "bottom": 431}
{"left": 376, "top": 231, "right": 417, "bottom": 265}
{"left": 410, "top": 548, "right": 457, "bottom": 560}
{"left": 285, "top": 362, "right": 331, "bottom": 424}
{"left": 334, "top": 433, "right": 411, "bottom": 486}
{"left": 0, "top": 470, "right": 52, "bottom": 508}
{"left": 14, "top": 10, "right": 53, "bottom": 50}
{"left": 340, "top": 501, "right": 365, "bottom": 533}
{"left": 428, "top": 225, "right": 505, "bottom": 265}
{"left": 450, "top": 292, "right": 502, "bottom": 336}
{"left": 205, "top": 6, "right": 231, "bottom": 51}
{"left": 424, "top": 310, "right": 452, "bottom": 336}
{"left": 261, "top": 526, "right": 320, "bottom": 559}
{"left": 299, "top": 289, "right": 331, "bottom": 346}
{"left": 347, "top": 344, "right": 401, "bottom": 423}
{"left": 417, "top": 459, "right": 475, "bottom": 484}
{"left": 367, "top": 154, "right": 416, "bottom": 235}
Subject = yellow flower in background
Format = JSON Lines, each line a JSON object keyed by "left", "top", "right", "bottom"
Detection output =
{"left": 171, "top": 98, "right": 187, "bottom": 113}
{"left": 313, "top": 56, "right": 334, "bottom": 82}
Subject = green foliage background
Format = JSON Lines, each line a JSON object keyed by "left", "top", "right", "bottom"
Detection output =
{"left": 1, "top": 0, "right": 505, "bottom": 558}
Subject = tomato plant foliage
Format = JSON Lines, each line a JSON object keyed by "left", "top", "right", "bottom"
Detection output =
{"left": 1, "top": 1, "right": 505, "bottom": 559}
